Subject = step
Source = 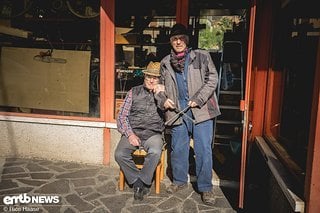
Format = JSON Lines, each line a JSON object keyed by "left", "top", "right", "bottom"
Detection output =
{"left": 213, "top": 142, "right": 230, "bottom": 146}
{"left": 216, "top": 120, "right": 242, "bottom": 125}
{"left": 220, "top": 77, "right": 241, "bottom": 81}
{"left": 219, "top": 105, "right": 240, "bottom": 110}
{"left": 220, "top": 91, "right": 241, "bottom": 95}
{"left": 215, "top": 134, "right": 239, "bottom": 139}
{"left": 221, "top": 61, "right": 243, "bottom": 64}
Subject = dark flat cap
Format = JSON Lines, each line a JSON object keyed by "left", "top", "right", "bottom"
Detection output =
{"left": 170, "top": 23, "right": 188, "bottom": 37}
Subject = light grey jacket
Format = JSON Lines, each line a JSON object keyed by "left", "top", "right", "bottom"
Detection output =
{"left": 157, "top": 49, "right": 221, "bottom": 126}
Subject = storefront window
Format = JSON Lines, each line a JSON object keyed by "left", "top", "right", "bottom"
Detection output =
{"left": 270, "top": 16, "right": 320, "bottom": 180}
{"left": 114, "top": 0, "right": 176, "bottom": 118}
{"left": 281, "top": 18, "right": 319, "bottom": 170}
{"left": 0, "top": 0, "right": 100, "bottom": 117}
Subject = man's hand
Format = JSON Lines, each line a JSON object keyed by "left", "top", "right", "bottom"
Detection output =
{"left": 188, "top": 101, "right": 198, "bottom": 108}
{"left": 153, "top": 84, "right": 165, "bottom": 94}
{"left": 128, "top": 134, "right": 141, "bottom": 147}
{"left": 164, "top": 98, "right": 175, "bottom": 109}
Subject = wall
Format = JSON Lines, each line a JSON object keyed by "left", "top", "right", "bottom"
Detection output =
{"left": 109, "top": 128, "right": 121, "bottom": 167}
{"left": 246, "top": 146, "right": 294, "bottom": 213}
{"left": 0, "top": 118, "right": 109, "bottom": 165}
{"left": 245, "top": 137, "right": 304, "bottom": 213}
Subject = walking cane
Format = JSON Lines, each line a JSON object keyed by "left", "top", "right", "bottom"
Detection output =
{"left": 165, "top": 106, "right": 195, "bottom": 125}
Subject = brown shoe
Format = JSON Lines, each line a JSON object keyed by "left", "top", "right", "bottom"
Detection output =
{"left": 166, "top": 183, "right": 187, "bottom": 194}
{"left": 201, "top": 191, "right": 215, "bottom": 206}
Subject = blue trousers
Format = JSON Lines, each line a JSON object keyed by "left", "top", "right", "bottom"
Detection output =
{"left": 171, "top": 119, "right": 213, "bottom": 192}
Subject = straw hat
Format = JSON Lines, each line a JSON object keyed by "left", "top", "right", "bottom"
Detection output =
{"left": 143, "top": 61, "right": 161, "bottom": 77}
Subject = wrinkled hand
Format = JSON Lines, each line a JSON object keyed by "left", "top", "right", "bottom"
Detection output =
{"left": 128, "top": 134, "right": 141, "bottom": 147}
{"left": 153, "top": 84, "right": 165, "bottom": 94}
{"left": 188, "top": 101, "right": 198, "bottom": 108}
{"left": 164, "top": 98, "right": 175, "bottom": 109}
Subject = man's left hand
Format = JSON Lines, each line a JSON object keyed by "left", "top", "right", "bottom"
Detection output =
{"left": 188, "top": 101, "right": 198, "bottom": 108}
{"left": 153, "top": 84, "right": 165, "bottom": 94}
{"left": 128, "top": 134, "right": 141, "bottom": 147}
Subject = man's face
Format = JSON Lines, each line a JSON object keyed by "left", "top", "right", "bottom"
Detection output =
{"left": 170, "top": 35, "right": 187, "bottom": 53}
{"left": 144, "top": 74, "right": 159, "bottom": 90}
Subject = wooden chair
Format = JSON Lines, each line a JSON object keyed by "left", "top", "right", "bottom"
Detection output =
{"left": 119, "top": 147, "right": 165, "bottom": 194}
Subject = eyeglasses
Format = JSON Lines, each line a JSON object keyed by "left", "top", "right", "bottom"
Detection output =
{"left": 145, "top": 75, "right": 160, "bottom": 81}
{"left": 170, "top": 35, "right": 187, "bottom": 43}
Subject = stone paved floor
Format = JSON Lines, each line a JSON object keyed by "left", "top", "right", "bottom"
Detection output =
{"left": 0, "top": 158, "right": 238, "bottom": 213}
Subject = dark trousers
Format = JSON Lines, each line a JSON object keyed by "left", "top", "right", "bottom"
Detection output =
{"left": 115, "top": 134, "right": 163, "bottom": 185}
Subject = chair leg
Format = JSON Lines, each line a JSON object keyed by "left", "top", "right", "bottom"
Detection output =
{"left": 155, "top": 163, "right": 161, "bottom": 194}
{"left": 160, "top": 151, "right": 165, "bottom": 180}
{"left": 119, "top": 149, "right": 166, "bottom": 193}
{"left": 119, "top": 170, "right": 125, "bottom": 191}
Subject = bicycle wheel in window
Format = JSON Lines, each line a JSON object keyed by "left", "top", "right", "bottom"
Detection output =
{"left": 66, "top": 0, "right": 99, "bottom": 19}
{"left": 0, "top": 0, "right": 33, "bottom": 19}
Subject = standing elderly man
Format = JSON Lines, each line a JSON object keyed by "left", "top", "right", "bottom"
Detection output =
{"left": 115, "top": 62, "right": 165, "bottom": 201}
{"left": 158, "top": 23, "right": 220, "bottom": 206}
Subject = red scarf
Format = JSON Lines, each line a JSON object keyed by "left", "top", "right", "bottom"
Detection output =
{"left": 170, "top": 48, "right": 190, "bottom": 72}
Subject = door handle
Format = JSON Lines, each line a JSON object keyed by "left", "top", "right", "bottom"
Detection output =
{"left": 248, "top": 121, "right": 253, "bottom": 133}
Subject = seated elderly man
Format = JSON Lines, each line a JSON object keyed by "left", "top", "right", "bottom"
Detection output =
{"left": 115, "top": 61, "right": 165, "bottom": 201}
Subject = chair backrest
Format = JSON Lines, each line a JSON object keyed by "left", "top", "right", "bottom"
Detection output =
{"left": 131, "top": 148, "right": 165, "bottom": 170}
{"left": 132, "top": 149, "right": 147, "bottom": 156}
{"left": 132, "top": 149, "right": 147, "bottom": 169}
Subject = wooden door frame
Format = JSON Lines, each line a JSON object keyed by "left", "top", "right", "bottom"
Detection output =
{"left": 101, "top": 0, "right": 115, "bottom": 123}
{"left": 101, "top": 0, "right": 115, "bottom": 165}
{"left": 238, "top": 0, "right": 258, "bottom": 208}
{"left": 304, "top": 36, "right": 320, "bottom": 213}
